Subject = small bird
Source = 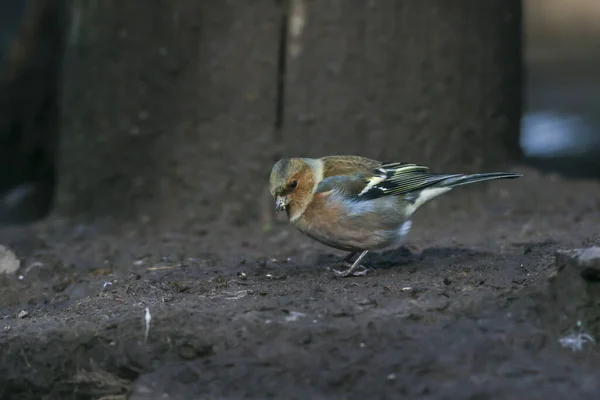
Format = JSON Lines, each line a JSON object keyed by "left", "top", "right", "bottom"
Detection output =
{"left": 269, "top": 155, "right": 522, "bottom": 277}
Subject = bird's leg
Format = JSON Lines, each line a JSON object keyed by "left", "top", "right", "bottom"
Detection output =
{"left": 334, "top": 250, "right": 370, "bottom": 277}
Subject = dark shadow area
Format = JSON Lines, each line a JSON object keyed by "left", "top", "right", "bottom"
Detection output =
{"left": 315, "top": 246, "right": 415, "bottom": 270}
{"left": 524, "top": 154, "right": 600, "bottom": 180}
{"left": 0, "top": 0, "right": 67, "bottom": 224}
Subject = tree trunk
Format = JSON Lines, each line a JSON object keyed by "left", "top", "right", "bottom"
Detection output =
{"left": 0, "top": 0, "right": 67, "bottom": 224}
{"left": 59, "top": 0, "right": 281, "bottom": 226}
{"left": 57, "top": 0, "right": 522, "bottom": 228}
{"left": 282, "top": 0, "right": 522, "bottom": 173}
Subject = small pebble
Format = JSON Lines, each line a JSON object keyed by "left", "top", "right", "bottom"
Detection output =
{"left": 17, "top": 310, "right": 28, "bottom": 319}
{"left": 0, "top": 245, "right": 20, "bottom": 275}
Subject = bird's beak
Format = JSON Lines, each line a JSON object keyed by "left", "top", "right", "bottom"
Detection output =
{"left": 275, "top": 196, "right": 289, "bottom": 212}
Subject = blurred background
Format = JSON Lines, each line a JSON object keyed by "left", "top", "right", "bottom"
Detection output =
{"left": 523, "top": 0, "right": 600, "bottom": 178}
{"left": 0, "top": 0, "right": 598, "bottom": 226}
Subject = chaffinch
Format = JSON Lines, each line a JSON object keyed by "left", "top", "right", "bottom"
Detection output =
{"left": 269, "top": 155, "right": 522, "bottom": 277}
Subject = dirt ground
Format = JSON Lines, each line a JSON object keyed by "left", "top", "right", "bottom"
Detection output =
{"left": 1, "top": 165, "right": 600, "bottom": 400}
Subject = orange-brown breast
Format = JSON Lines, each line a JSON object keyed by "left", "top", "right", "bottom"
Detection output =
{"left": 292, "top": 190, "right": 401, "bottom": 252}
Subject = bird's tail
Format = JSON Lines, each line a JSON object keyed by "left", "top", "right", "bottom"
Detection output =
{"left": 437, "top": 172, "right": 522, "bottom": 188}
{"left": 397, "top": 170, "right": 522, "bottom": 216}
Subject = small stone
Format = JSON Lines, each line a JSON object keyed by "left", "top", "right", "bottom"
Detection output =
{"left": 549, "top": 247, "right": 600, "bottom": 340}
{"left": 284, "top": 311, "right": 306, "bottom": 322}
{"left": 0, "top": 245, "right": 20, "bottom": 275}
{"left": 556, "top": 247, "right": 600, "bottom": 282}
{"left": 178, "top": 344, "right": 197, "bottom": 360}
{"left": 358, "top": 298, "right": 378, "bottom": 306}
{"left": 17, "top": 310, "right": 28, "bottom": 319}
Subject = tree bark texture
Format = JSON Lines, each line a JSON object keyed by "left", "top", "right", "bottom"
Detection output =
{"left": 57, "top": 0, "right": 522, "bottom": 226}
{"left": 59, "top": 0, "right": 280, "bottom": 226}
{"left": 282, "top": 0, "right": 522, "bottom": 172}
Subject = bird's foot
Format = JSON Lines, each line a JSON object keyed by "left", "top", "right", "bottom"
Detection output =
{"left": 333, "top": 263, "right": 371, "bottom": 278}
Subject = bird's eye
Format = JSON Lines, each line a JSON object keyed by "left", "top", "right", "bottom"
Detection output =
{"left": 289, "top": 180, "right": 298, "bottom": 189}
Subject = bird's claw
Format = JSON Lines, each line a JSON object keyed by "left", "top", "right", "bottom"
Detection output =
{"left": 333, "top": 264, "right": 370, "bottom": 278}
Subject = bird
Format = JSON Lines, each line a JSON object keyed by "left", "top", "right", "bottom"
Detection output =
{"left": 268, "top": 155, "right": 522, "bottom": 278}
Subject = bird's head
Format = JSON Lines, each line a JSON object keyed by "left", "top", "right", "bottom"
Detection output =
{"left": 269, "top": 158, "right": 317, "bottom": 216}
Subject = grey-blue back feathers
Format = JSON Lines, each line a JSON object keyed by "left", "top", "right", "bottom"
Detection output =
{"left": 355, "top": 162, "right": 522, "bottom": 201}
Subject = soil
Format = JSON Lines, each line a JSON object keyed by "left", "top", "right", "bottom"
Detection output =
{"left": 1, "top": 165, "right": 600, "bottom": 400}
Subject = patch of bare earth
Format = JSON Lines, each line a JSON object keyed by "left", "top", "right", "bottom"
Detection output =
{"left": 1, "top": 167, "right": 600, "bottom": 399}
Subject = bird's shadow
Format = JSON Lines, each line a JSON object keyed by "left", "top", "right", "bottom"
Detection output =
{"left": 315, "top": 246, "right": 491, "bottom": 271}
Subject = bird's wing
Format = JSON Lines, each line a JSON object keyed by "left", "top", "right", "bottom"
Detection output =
{"left": 314, "top": 174, "right": 370, "bottom": 197}
{"left": 357, "top": 162, "right": 460, "bottom": 200}
{"left": 316, "top": 159, "right": 459, "bottom": 201}
{"left": 314, "top": 156, "right": 382, "bottom": 197}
